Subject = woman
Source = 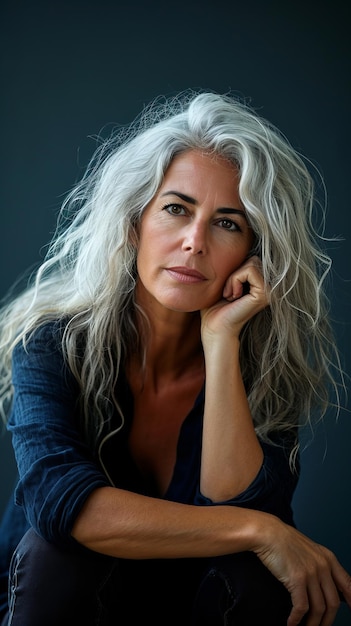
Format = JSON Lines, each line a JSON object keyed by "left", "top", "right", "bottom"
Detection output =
{"left": 0, "top": 90, "right": 350, "bottom": 625}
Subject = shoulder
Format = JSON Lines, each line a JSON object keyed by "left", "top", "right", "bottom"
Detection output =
{"left": 12, "top": 318, "right": 71, "bottom": 377}
{"left": 13, "top": 319, "right": 67, "bottom": 356}
{"left": 11, "top": 318, "right": 80, "bottom": 394}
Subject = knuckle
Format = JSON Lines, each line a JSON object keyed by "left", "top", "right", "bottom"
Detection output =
{"left": 314, "top": 602, "right": 327, "bottom": 616}
{"left": 329, "top": 598, "right": 341, "bottom": 612}
{"left": 293, "top": 603, "right": 309, "bottom": 618}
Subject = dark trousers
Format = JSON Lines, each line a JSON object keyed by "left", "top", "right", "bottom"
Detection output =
{"left": 1, "top": 528, "right": 296, "bottom": 626}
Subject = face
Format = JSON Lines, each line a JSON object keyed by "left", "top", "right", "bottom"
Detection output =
{"left": 136, "top": 150, "right": 254, "bottom": 314}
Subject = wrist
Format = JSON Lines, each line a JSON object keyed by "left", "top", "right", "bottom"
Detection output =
{"left": 202, "top": 332, "right": 240, "bottom": 357}
{"left": 246, "top": 510, "right": 284, "bottom": 555}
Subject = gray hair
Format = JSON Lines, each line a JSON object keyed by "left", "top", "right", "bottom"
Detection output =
{"left": 0, "top": 90, "right": 345, "bottom": 461}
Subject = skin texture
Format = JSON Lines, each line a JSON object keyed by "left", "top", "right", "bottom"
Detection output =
{"left": 72, "top": 150, "right": 351, "bottom": 626}
{"left": 136, "top": 150, "right": 255, "bottom": 314}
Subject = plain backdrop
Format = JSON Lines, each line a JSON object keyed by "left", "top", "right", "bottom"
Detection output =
{"left": 0, "top": 1, "right": 350, "bottom": 623}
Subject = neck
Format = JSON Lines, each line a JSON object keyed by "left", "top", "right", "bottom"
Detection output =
{"left": 129, "top": 304, "right": 204, "bottom": 390}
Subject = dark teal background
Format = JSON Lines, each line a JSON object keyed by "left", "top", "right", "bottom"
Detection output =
{"left": 0, "top": 1, "right": 350, "bottom": 622}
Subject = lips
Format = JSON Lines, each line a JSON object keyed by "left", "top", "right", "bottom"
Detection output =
{"left": 166, "top": 266, "right": 207, "bottom": 283}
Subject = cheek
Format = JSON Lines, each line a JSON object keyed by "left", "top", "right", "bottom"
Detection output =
{"left": 136, "top": 228, "right": 167, "bottom": 281}
{"left": 137, "top": 224, "right": 156, "bottom": 262}
{"left": 216, "top": 247, "right": 248, "bottom": 277}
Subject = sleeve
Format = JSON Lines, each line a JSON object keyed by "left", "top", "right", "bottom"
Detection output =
{"left": 8, "top": 322, "right": 111, "bottom": 546}
{"left": 194, "top": 438, "right": 300, "bottom": 525}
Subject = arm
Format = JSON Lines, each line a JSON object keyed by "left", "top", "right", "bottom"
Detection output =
{"left": 9, "top": 322, "right": 111, "bottom": 545}
{"left": 195, "top": 436, "right": 299, "bottom": 524}
{"left": 72, "top": 485, "right": 351, "bottom": 626}
{"left": 72, "top": 485, "right": 260, "bottom": 559}
{"left": 200, "top": 334, "right": 263, "bottom": 500}
{"left": 200, "top": 256, "right": 269, "bottom": 500}
{"left": 10, "top": 322, "right": 351, "bottom": 625}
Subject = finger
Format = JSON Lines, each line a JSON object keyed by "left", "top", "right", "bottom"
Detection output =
{"left": 229, "top": 277, "right": 249, "bottom": 300}
{"left": 330, "top": 558, "right": 351, "bottom": 607}
{"left": 289, "top": 571, "right": 341, "bottom": 626}
{"left": 287, "top": 586, "right": 310, "bottom": 626}
{"left": 319, "top": 582, "right": 340, "bottom": 626}
{"left": 304, "top": 580, "right": 327, "bottom": 626}
{"left": 222, "top": 265, "right": 265, "bottom": 301}
{"left": 305, "top": 578, "right": 340, "bottom": 626}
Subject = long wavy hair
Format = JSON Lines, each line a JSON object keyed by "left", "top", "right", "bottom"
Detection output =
{"left": 0, "top": 90, "right": 345, "bottom": 457}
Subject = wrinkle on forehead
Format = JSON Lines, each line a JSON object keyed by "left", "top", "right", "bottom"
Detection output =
{"left": 161, "top": 150, "right": 243, "bottom": 211}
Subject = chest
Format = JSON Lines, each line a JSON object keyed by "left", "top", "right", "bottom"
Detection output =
{"left": 128, "top": 377, "right": 202, "bottom": 496}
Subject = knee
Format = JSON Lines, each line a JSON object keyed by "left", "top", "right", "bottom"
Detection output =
{"left": 192, "top": 552, "right": 292, "bottom": 626}
{"left": 7, "top": 528, "right": 114, "bottom": 626}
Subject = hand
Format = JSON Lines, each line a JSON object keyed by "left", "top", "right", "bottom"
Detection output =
{"left": 201, "top": 256, "right": 270, "bottom": 342}
{"left": 254, "top": 517, "right": 351, "bottom": 626}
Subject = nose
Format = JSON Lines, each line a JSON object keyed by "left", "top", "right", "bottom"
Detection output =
{"left": 182, "top": 220, "right": 207, "bottom": 255}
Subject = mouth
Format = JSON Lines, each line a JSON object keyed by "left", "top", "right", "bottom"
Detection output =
{"left": 166, "top": 266, "right": 207, "bottom": 284}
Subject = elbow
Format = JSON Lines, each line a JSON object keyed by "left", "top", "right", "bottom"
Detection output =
{"left": 70, "top": 487, "right": 113, "bottom": 549}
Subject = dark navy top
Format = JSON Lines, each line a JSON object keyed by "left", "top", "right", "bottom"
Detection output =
{"left": 0, "top": 320, "right": 299, "bottom": 613}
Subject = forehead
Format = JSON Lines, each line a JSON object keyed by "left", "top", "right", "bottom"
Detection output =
{"left": 163, "top": 150, "right": 239, "bottom": 180}
{"left": 157, "top": 150, "right": 242, "bottom": 206}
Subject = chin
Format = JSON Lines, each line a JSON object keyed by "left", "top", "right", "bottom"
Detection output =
{"left": 161, "top": 293, "right": 220, "bottom": 313}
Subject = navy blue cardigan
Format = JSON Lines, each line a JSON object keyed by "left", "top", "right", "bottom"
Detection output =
{"left": 0, "top": 321, "right": 299, "bottom": 613}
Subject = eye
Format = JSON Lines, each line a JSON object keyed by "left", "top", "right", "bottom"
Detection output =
{"left": 216, "top": 218, "right": 241, "bottom": 232}
{"left": 162, "top": 203, "right": 187, "bottom": 216}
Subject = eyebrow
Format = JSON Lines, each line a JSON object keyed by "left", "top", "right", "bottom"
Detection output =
{"left": 161, "top": 190, "right": 247, "bottom": 217}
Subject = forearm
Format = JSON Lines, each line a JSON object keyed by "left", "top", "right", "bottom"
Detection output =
{"left": 201, "top": 336, "right": 263, "bottom": 501}
{"left": 71, "top": 485, "right": 266, "bottom": 559}
{"left": 73, "top": 486, "right": 351, "bottom": 626}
